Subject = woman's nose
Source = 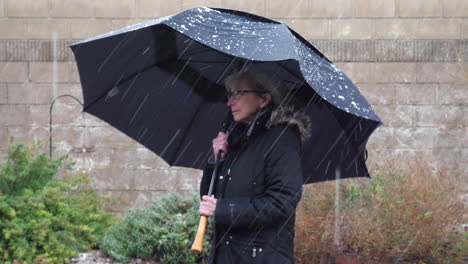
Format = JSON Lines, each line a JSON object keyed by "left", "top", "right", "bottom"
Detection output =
{"left": 227, "top": 98, "right": 235, "bottom": 106}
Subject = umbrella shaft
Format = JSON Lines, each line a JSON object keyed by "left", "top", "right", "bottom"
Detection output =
{"left": 207, "top": 151, "right": 223, "bottom": 196}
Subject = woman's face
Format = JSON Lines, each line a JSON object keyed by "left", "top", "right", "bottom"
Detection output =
{"left": 227, "top": 79, "right": 271, "bottom": 124}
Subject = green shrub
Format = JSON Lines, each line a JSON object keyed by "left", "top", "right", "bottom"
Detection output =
{"left": 101, "top": 191, "right": 212, "bottom": 264}
{"left": 0, "top": 144, "right": 63, "bottom": 196}
{"left": 295, "top": 163, "right": 467, "bottom": 264}
{"left": 0, "top": 144, "right": 117, "bottom": 264}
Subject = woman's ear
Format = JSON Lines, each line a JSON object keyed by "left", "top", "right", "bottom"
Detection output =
{"left": 260, "top": 94, "right": 272, "bottom": 108}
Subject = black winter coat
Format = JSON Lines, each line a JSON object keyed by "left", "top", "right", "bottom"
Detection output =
{"left": 200, "top": 107, "right": 311, "bottom": 264}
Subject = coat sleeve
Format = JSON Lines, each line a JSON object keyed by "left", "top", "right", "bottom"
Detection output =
{"left": 214, "top": 126, "right": 303, "bottom": 229}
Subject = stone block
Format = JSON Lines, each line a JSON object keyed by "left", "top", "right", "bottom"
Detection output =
{"left": 460, "top": 40, "right": 468, "bottom": 62}
{"left": 463, "top": 19, "right": 468, "bottom": 39}
{"left": 182, "top": 0, "right": 222, "bottom": 10}
{"left": 67, "top": 147, "right": 113, "bottom": 170}
{"left": 366, "top": 126, "right": 396, "bottom": 149}
{"left": 49, "top": 0, "right": 95, "bottom": 18}
{"left": 0, "top": 127, "right": 7, "bottom": 151}
{"left": 416, "top": 106, "right": 464, "bottom": 128}
{"left": 111, "top": 19, "right": 145, "bottom": 31}
{"left": 265, "top": 0, "right": 310, "bottom": 18}
{"left": 372, "top": 63, "right": 417, "bottom": 83}
{"left": 417, "top": 19, "right": 461, "bottom": 39}
{"left": 54, "top": 83, "right": 83, "bottom": 103}
{"left": 397, "top": 0, "right": 442, "bottom": 17}
{"left": 335, "top": 62, "right": 372, "bottom": 83}
{"left": 0, "top": 62, "right": 27, "bottom": 82}
{"left": 413, "top": 40, "right": 459, "bottom": 62}
{"left": 68, "top": 62, "right": 81, "bottom": 83}
{"left": 331, "top": 19, "right": 372, "bottom": 39}
{"left": 0, "top": 0, "right": 4, "bottom": 17}
{"left": 82, "top": 149, "right": 113, "bottom": 170}
{"left": 177, "top": 167, "right": 202, "bottom": 190}
{"left": 51, "top": 127, "right": 86, "bottom": 149}
{"left": 358, "top": 84, "right": 396, "bottom": 105}
{"left": 70, "top": 19, "right": 114, "bottom": 39}
{"left": 22, "top": 83, "right": 82, "bottom": 106}
{"left": 29, "top": 62, "right": 74, "bottom": 83}
{"left": 394, "top": 84, "right": 438, "bottom": 105}
{"left": 50, "top": 103, "right": 84, "bottom": 126}
{"left": 89, "top": 168, "right": 133, "bottom": 190}
{"left": 4, "top": 40, "right": 50, "bottom": 62}
{"left": 374, "top": 40, "right": 415, "bottom": 62}
{"left": 221, "top": 0, "right": 265, "bottom": 16}
{"left": 29, "top": 105, "right": 50, "bottom": 127}
{"left": 26, "top": 19, "right": 72, "bottom": 39}
{"left": 0, "top": 83, "right": 6, "bottom": 104}
{"left": 434, "top": 128, "right": 467, "bottom": 148}
{"left": 373, "top": 19, "right": 419, "bottom": 39}
{"left": 3, "top": 39, "right": 75, "bottom": 62}
{"left": 6, "top": 127, "right": 49, "bottom": 151}
{"left": 0, "top": 41, "right": 5, "bottom": 61}
{"left": 0, "top": 19, "right": 27, "bottom": 39}
{"left": 8, "top": 83, "right": 53, "bottom": 104}
{"left": 352, "top": 0, "right": 395, "bottom": 18}
{"left": 53, "top": 39, "right": 76, "bottom": 62}
{"left": 133, "top": 169, "right": 179, "bottom": 190}
{"left": 417, "top": 63, "right": 466, "bottom": 83}
{"left": 83, "top": 113, "right": 107, "bottom": 126}
{"left": 347, "top": 40, "right": 374, "bottom": 61}
{"left": 308, "top": 0, "right": 352, "bottom": 18}
{"left": 86, "top": 126, "right": 140, "bottom": 148}
{"left": 393, "top": 127, "right": 437, "bottom": 149}
{"left": 97, "top": 190, "right": 168, "bottom": 211}
{"left": 136, "top": 0, "right": 181, "bottom": 18}
{"left": 6, "top": 0, "right": 48, "bottom": 17}
{"left": 464, "top": 107, "right": 468, "bottom": 127}
{"left": 312, "top": 40, "right": 375, "bottom": 62}
{"left": 462, "top": 62, "right": 468, "bottom": 81}
{"left": 280, "top": 19, "right": 330, "bottom": 39}
{"left": 110, "top": 147, "right": 168, "bottom": 169}
{"left": 141, "top": 149, "right": 171, "bottom": 169}
{"left": 95, "top": 0, "right": 136, "bottom": 18}
{"left": 373, "top": 105, "right": 415, "bottom": 127}
{"left": 442, "top": 0, "right": 468, "bottom": 17}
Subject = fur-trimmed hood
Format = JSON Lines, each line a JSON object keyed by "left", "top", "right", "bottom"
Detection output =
{"left": 228, "top": 105, "right": 311, "bottom": 148}
{"left": 266, "top": 106, "right": 312, "bottom": 144}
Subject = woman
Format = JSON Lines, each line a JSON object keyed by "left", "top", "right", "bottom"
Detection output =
{"left": 199, "top": 71, "right": 311, "bottom": 264}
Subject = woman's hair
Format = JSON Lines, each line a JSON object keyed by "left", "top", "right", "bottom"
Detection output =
{"left": 224, "top": 70, "right": 284, "bottom": 108}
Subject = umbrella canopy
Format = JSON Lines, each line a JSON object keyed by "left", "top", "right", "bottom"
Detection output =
{"left": 70, "top": 7, "right": 382, "bottom": 184}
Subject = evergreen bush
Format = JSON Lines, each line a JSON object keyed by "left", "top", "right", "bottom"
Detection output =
{"left": 101, "top": 191, "right": 212, "bottom": 264}
{"left": 0, "top": 144, "right": 116, "bottom": 264}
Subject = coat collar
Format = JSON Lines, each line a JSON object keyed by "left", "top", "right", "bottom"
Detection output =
{"left": 228, "top": 105, "right": 311, "bottom": 147}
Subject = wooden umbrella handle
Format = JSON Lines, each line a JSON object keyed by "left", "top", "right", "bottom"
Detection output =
{"left": 191, "top": 144, "right": 225, "bottom": 253}
{"left": 191, "top": 215, "right": 208, "bottom": 253}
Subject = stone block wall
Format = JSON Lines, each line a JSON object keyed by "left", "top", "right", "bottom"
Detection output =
{"left": 0, "top": 0, "right": 466, "bottom": 212}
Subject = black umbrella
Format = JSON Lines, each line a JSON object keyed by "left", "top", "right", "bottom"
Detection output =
{"left": 70, "top": 7, "right": 382, "bottom": 184}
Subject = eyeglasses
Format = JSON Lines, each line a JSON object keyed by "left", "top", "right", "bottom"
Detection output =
{"left": 227, "top": 90, "right": 267, "bottom": 100}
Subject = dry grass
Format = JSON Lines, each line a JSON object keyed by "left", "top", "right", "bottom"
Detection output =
{"left": 295, "top": 159, "right": 467, "bottom": 264}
